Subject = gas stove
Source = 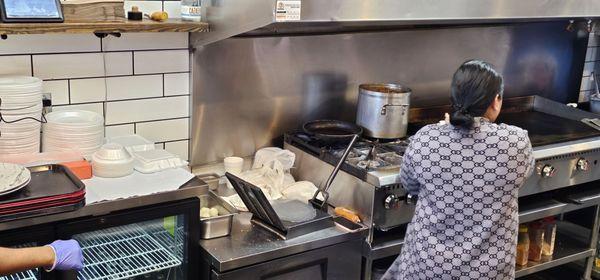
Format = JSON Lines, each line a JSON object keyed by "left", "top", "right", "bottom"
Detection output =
{"left": 285, "top": 132, "right": 410, "bottom": 186}
{"left": 286, "top": 95, "right": 600, "bottom": 280}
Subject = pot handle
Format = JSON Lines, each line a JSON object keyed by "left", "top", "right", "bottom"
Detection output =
{"left": 381, "top": 104, "right": 409, "bottom": 115}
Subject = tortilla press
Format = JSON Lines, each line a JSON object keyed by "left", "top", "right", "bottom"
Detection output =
{"left": 225, "top": 172, "right": 334, "bottom": 240}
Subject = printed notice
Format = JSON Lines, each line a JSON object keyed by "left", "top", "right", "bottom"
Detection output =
{"left": 275, "top": 0, "right": 301, "bottom": 22}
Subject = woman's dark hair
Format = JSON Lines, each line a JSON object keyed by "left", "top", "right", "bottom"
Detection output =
{"left": 450, "top": 60, "right": 504, "bottom": 129}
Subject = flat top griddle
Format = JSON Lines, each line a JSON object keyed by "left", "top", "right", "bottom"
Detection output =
{"left": 497, "top": 111, "right": 600, "bottom": 147}
{"left": 408, "top": 96, "right": 600, "bottom": 148}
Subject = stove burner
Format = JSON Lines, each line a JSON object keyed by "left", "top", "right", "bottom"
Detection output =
{"left": 286, "top": 131, "right": 411, "bottom": 173}
{"left": 330, "top": 140, "right": 409, "bottom": 171}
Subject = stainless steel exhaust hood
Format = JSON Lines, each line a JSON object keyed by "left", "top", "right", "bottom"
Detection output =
{"left": 194, "top": 0, "right": 600, "bottom": 45}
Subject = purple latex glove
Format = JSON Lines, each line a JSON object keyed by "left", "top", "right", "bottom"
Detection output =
{"left": 47, "top": 240, "right": 84, "bottom": 271}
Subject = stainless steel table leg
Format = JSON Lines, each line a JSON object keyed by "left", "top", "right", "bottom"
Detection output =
{"left": 583, "top": 205, "right": 600, "bottom": 280}
{"left": 363, "top": 257, "right": 373, "bottom": 280}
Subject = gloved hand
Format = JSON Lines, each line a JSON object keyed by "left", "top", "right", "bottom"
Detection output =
{"left": 46, "top": 240, "right": 84, "bottom": 271}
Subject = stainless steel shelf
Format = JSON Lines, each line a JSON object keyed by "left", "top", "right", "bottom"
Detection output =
{"left": 74, "top": 224, "right": 182, "bottom": 280}
{"left": 515, "top": 232, "right": 594, "bottom": 278}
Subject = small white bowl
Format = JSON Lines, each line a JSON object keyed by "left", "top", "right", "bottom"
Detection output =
{"left": 92, "top": 143, "right": 134, "bottom": 178}
{"left": 94, "top": 143, "right": 130, "bottom": 160}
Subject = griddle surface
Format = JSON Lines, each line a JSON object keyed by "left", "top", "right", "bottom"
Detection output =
{"left": 497, "top": 111, "right": 600, "bottom": 147}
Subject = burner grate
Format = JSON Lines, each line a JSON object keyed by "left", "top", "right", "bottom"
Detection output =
{"left": 74, "top": 224, "right": 181, "bottom": 280}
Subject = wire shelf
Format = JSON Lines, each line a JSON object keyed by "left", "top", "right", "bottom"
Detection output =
{"left": 0, "top": 270, "right": 37, "bottom": 280}
{"left": 74, "top": 224, "right": 182, "bottom": 280}
{"left": 0, "top": 243, "right": 39, "bottom": 280}
{"left": 149, "top": 227, "right": 185, "bottom": 260}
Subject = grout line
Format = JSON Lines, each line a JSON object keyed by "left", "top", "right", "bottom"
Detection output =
{"left": 163, "top": 139, "right": 189, "bottom": 144}
{"left": 0, "top": 48, "right": 190, "bottom": 57}
{"left": 105, "top": 116, "right": 190, "bottom": 127}
{"left": 60, "top": 71, "right": 189, "bottom": 81}
{"left": 133, "top": 123, "right": 137, "bottom": 134}
{"left": 101, "top": 94, "right": 189, "bottom": 103}
{"left": 29, "top": 55, "right": 34, "bottom": 76}
{"left": 131, "top": 51, "right": 135, "bottom": 75}
{"left": 162, "top": 74, "right": 165, "bottom": 97}
{"left": 67, "top": 79, "right": 72, "bottom": 104}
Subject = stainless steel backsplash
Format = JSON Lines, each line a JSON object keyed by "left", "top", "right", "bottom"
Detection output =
{"left": 191, "top": 22, "right": 588, "bottom": 165}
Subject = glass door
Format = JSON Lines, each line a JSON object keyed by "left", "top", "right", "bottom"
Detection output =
{"left": 57, "top": 198, "right": 199, "bottom": 280}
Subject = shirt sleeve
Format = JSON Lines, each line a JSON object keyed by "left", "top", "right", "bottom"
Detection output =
{"left": 399, "top": 137, "right": 421, "bottom": 195}
{"left": 524, "top": 135, "right": 535, "bottom": 178}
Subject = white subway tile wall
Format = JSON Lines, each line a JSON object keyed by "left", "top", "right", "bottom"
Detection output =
{"left": 134, "top": 49, "right": 189, "bottom": 74}
{"left": 1, "top": 29, "right": 191, "bottom": 160}
{"left": 105, "top": 124, "right": 135, "bottom": 139}
{"left": 33, "top": 53, "right": 106, "bottom": 79}
{"left": 42, "top": 80, "right": 69, "bottom": 105}
{"left": 164, "top": 73, "right": 190, "bottom": 96}
{"left": 104, "top": 52, "right": 134, "bottom": 76}
{"left": 70, "top": 78, "right": 107, "bottom": 103}
{"left": 163, "top": 1, "right": 183, "bottom": 19}
{"left": 136, "top": 118, "right": 189, "bottom": 143}
{"left": 105, "top": 75, "right": 163, "bottom": 101}
{"left": 105, "top": 96, "right": 189, "bottom": 124}
{"left": 165, "top": 140, "right": 189, "bottom": 161}
{"left": 0, "top": 56, "right": 32, "bottom": 76}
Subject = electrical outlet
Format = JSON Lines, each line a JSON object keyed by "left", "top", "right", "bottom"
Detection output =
{"left": 42, "top": 93, "right": 52, "bottom": 114}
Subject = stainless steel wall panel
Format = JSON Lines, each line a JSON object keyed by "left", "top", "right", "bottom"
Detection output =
{"left": 191, "top": 22, "right": 587, "bottom": 165}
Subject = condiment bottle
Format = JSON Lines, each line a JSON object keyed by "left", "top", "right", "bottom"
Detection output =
{"left": 516, "top": 224, "right": 530, "bottom": 266}
{"left": 542, "top": 217, "right": 557, "bottom": 257}
{"left": 528, "top": 220, "right": 545, "bottom": 262}
{"left": 181, "top": 0, "right": 202, "bottom": 21}
{"left": 596, "top": 238, "right": 600, "bottom": 270}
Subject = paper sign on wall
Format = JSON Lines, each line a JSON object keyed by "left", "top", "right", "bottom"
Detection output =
{"left": 275, "top": 0, "right": 301, "bottom": 22}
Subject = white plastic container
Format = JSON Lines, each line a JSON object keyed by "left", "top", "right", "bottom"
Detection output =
{"left": 224, "top": 157, "right": 244, "bottom": 174}
{"left": 92, "top": 143, "right": 134, "bottom": 178}
{"left": 132, "top": 149, "right": 188, "bottom": 173}
{"left": 108, "top": 135, "right": 155, "bottom": 153}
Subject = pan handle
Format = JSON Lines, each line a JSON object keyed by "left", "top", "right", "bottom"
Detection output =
{"left": 381, "top": 104, "right": 409, "bottom": 115}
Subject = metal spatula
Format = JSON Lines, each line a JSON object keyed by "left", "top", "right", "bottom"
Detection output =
{"left": 310, "top": 134, "right": 359, "bottom": 210}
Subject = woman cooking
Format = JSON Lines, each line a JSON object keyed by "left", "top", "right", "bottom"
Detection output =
{"left": 383, "top": 60, "right": 535, "bottom": 279}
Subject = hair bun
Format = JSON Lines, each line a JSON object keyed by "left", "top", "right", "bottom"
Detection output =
{"left": 450, "top": 110, "right": 474, "bottom": 128}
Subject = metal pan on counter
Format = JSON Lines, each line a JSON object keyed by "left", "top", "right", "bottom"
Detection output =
{"left": 199, "top": 191, "right": 238, "bottom": 239}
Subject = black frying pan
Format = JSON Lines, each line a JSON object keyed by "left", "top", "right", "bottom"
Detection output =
{"left": 302, "top": 120, "right": 363, "bottom": 141}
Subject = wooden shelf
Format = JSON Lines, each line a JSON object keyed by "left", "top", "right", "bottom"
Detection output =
{"left": 0, "top": 19, "right": 209, "bottom": 35}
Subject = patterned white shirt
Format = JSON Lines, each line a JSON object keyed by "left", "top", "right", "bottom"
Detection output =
{"left": 383, "top": 118, "right": 534, "bottom": 280}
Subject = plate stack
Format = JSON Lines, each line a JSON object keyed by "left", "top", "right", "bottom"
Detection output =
{"left": 43, "top": 110, "right": 105, "bottom": 157}
{"left": 0, "top": 76, "right": 43, "bottom": 155}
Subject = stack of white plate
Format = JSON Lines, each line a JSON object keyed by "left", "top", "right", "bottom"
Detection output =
{"left": 42, "top": 110, "right": 105, "bottom": 157}
{"left": 0, "top": 76, "right": 43, "bottom": 155}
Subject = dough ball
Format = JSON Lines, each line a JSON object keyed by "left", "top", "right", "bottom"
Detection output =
{"left": 200, "top": 207, "right": 211, "bottom": 218}
{"left": 209, "top": 207, "right": 219, "bottom": 217}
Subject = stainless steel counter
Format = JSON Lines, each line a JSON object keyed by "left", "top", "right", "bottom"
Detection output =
{"left": 199, "top": 212, "right": 367, "bottom": 272}
{"left": 0, "top": 177, "right": 208, "bottom": 231}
